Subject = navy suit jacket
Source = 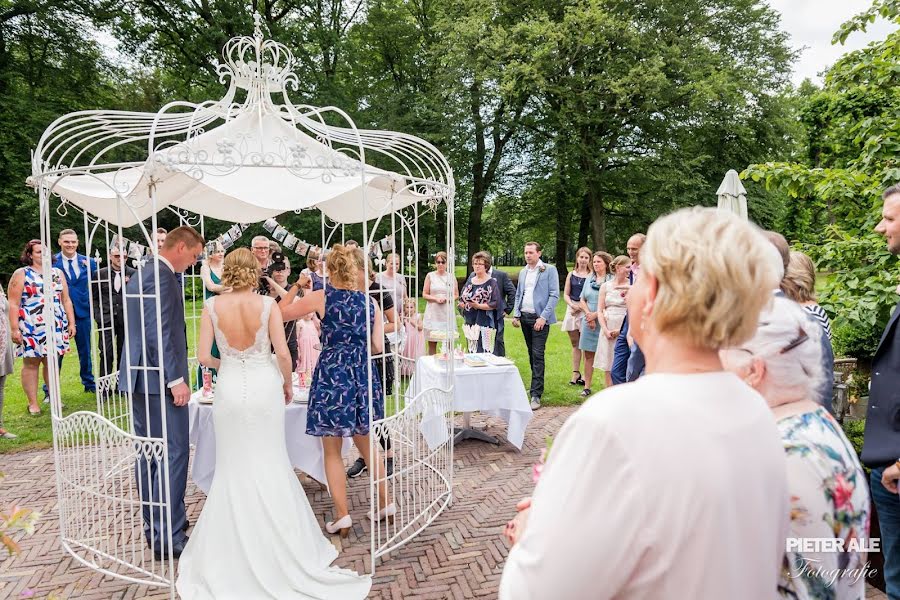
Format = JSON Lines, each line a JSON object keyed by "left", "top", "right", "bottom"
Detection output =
{"left": 118, "top": 259, "right": 189, "bottom": 397}
{"left": 861, "top": 298, "right": 900, "bottom": 467}
{"left": 54, "top": 252, "right": 97, "bottom": 320}
{"left": 490, "top": 269, "right": 517, "bottom": 318}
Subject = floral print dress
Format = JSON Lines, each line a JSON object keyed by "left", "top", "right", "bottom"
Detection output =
{"left": 306, "top": 285, "right": 383, "bottom": 437}
{"left": 777, "top": 406, "right": 870, "bottom": 599}
{"left": 16, "top": 266, "right": 70, "bottom": 358}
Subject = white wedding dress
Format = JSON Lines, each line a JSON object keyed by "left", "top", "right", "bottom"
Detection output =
{"left": 176, "top": 296, "right": 371, "bottom": 599}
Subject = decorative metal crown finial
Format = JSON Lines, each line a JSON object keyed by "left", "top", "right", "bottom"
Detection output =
{"left": 216, "top": 17, "right": 299, "bottom": 95}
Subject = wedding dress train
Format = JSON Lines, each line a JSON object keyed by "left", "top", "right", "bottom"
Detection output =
{"left": 176, "top": 296, "right": 371, "bottom": 599}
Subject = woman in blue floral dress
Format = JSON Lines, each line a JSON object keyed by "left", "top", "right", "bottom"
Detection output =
{"left": 7, "top": 240, "right": 75, "bottom": 415}
{"left": 721, "top": 297, "right": 870, "bottom": 600}
{"left": 281, "top": 244, "right": 392, "bottom": 537}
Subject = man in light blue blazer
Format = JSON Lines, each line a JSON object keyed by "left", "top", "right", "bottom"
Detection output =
{"left": 512, "top": 242, "right": 559, "bottom": 410}
{"left": 119, "top": 226, "right": 203, "bottom": 558}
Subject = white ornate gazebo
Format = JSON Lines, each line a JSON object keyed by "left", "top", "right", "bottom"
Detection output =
{"left": 29, "top": 17, "right": 455, "bottom": 595}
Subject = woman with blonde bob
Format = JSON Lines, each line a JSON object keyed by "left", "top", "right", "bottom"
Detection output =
{"left": 720, "top": 296, "right": 869, "bottom": 599}
{"left": 500, "top": 208, "right": 789, "bottom": 599}
{"left": 281, "top": 244, "right": 392, "bottom": 537}
{"left": 177, "top": 247, "right": 371, "bottom": 598}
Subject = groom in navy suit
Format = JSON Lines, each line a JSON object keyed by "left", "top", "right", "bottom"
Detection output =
{"left": 53, "top": 229, "right": 97, "bottom": 393}
{"left": 119, "top": 226, "right": 204, "bottom": 558}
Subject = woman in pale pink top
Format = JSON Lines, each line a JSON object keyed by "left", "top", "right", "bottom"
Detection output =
{"left": 500, "top": 208, "right": 789, "bottom": 599}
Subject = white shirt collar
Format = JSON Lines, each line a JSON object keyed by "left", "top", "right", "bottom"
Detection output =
{"left": 526, "top": 260, "right": 544, "bottom": 272}
{"left": 157, "top": 255, "right": 175, "bottom": 273}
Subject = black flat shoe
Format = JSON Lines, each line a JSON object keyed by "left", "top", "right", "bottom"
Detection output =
{"left": 579, "top": 388, "right": 592, "bottom": 398}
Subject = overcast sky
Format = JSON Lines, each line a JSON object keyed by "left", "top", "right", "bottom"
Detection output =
{"left": 767, "top": 0, "right": 898, "bottom": 85}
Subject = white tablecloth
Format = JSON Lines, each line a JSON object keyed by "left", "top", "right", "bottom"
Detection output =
{"left": 188, "top": 387, "right": 350, "bottom": 494}
{"left": 408, "top": 355, "right": 532, "bottom": 450}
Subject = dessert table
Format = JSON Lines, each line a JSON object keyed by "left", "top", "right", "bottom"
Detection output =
{"left": 407, "top": 354, "right": 532, "bottom": 450}
{"left": 188, "top": 385, "right": 350, "bottom": 494}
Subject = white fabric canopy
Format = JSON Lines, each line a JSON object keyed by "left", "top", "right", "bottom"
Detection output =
{"left": 716, "top": 169, "right": 748, "bottom": 220}
{"left": 44, "top": 112, "right": 423, "bottom": 226}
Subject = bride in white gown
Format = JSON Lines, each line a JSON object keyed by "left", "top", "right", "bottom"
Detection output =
{"left": 176, "top": 249, "right": 371, "bottom": 600}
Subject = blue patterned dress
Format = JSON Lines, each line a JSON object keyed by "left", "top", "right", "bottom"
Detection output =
{"left": 15, "top": 266, "right": 70, "bottom": 358}
{"left": 306, "top": 285, "right": 384, "bottom": 437}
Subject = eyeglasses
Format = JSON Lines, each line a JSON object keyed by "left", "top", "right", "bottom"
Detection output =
{"left": 435, "top": 260, "right": 446, "bottom": 264}
{"left": 252, "top": 246, "right": 269, "bottom": 251}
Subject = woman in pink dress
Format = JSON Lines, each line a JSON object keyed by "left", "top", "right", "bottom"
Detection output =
{"left": 295, "top": 312, "right": 321, "bottom": 378}
{"left": 400, "top": 298, "right": 424, "bottom": 377}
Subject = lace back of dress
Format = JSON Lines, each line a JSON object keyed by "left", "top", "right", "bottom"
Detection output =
{"left": 207, "top": 296, "right": 273, "bottom": 360}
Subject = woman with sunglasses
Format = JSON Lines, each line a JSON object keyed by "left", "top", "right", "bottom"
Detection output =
{"left": 423, "top": 251, "right": 459, "bottom": 355}
{"left": 575, "top": 251, "right": 611, "bottom": 397}
{"left": 720, "top": 295, "right": 869, "bottom": 599}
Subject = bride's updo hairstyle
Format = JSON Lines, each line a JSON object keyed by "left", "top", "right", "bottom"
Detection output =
{"left": 221, "top": 248, "right": 261, "bottom": 290}
{"left": 325, "top": 244, "right": 358, "bottom": 289}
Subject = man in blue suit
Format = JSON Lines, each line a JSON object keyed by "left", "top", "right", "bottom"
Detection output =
{"left": 54, "top": 229, "right": 97, "bottom": 393}
{"left": 119, "top": 226, "right": 203, "bottom": 558}
{"left": 487, "top": 261, "right": 516, "bottom": 357}
{"left": 862, "top": 185, "right": 900, "bottom": 596}
{"left": 512, "top": 242, "right": 559, "bottom": 410}
{"left": 610, "top": 233, "right": 645, "bottom": 385}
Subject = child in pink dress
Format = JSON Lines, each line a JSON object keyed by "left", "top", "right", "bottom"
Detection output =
{"left": 400, "top": 298, "right": 425, "bottom": 377}
{"left": 296, "top": 312, "right": 321, "bottom": 377}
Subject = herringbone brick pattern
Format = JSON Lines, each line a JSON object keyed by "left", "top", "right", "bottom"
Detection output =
{"left": 0, "top": 408, "right": 572, "bottom": 599}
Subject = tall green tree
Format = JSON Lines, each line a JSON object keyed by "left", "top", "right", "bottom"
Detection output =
{"left": 745, "top": 0, "right": 900, "bottom": 360}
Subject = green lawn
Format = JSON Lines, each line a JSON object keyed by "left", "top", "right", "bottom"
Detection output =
{"left": 0, "top": 300, "right": 590, "bottom": 453}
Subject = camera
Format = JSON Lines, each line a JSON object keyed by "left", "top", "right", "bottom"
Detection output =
{"left": 258, "top": 252, "right": 287, "bottom": 295}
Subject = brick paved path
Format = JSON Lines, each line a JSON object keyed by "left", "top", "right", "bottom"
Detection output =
{"left": 0, "top": 408, "right": 572, "bottom": 599}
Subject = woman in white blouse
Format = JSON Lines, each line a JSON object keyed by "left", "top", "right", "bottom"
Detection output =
{"left": 500, "top": 208, "right": 789, "bottom": 599}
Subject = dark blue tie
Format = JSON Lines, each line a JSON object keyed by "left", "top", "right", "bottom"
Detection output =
{"left": 67, "top": 258, "right": 76, "bottom": 281}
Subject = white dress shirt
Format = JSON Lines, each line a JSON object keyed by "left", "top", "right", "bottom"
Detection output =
{"left": 519, "top": 261, "right": 543, "bottom": 314}
{"left": 62, "top": 253, "right": 80, "bottom": 278}
{"left": 500, "top": 372, "right": 789, "bottom": 600}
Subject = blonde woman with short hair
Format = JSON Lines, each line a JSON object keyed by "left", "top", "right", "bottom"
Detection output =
{"left": 281, "top": 244, "right": 392, "bottom": 535}
{"left": 177, "top": 247, "right": 371, "bottom": 598}
{"left": 500, "top": 208, "right": 788, "bottom": 599}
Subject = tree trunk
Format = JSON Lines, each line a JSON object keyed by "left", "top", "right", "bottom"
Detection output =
{"left": 555, "top": 184, "right": 569, "bottom": 285}
{"left": 585, "top": 164, "right": 606, "bottom": 250}
{"left": 577, "top": 191, "right": 591, "bottom": 248}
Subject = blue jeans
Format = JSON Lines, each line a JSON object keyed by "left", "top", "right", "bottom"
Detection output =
{"left": 610, "top": 317, "right": 630, "bottom": 385}
{"left": 872, "top": 466, "right": 900, "bottom": 599}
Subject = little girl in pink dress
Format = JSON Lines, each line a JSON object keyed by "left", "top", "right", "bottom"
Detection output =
{"left": 296, "top": 312, "right": 321, "bottom": 377}
{"left": 400, "top": 298, "right": 425, "bottom": 377}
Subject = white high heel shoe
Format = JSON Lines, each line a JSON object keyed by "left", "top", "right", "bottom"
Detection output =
{"left": 369, "top": 503, "right": 396, "bottom": 524}
{"left": 325, "top": 514, "right": 352, "bottom": 538}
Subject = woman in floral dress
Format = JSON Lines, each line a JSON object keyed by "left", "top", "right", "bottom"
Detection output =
{"left": 8, "top": 240, "right": 75, "bottom": 415}
{"left": 458, "top": 251, "right": 501, "bottom": 354}
{"left": 721, "top": 296, "right": 869, "bottom": 600}
{"left": 280, "top": 244, "right": 392, "bottom": 536}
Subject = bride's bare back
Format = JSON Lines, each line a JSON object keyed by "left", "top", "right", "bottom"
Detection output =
{"left": 209, "top": 292, "right": 266, "bottom": 351}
